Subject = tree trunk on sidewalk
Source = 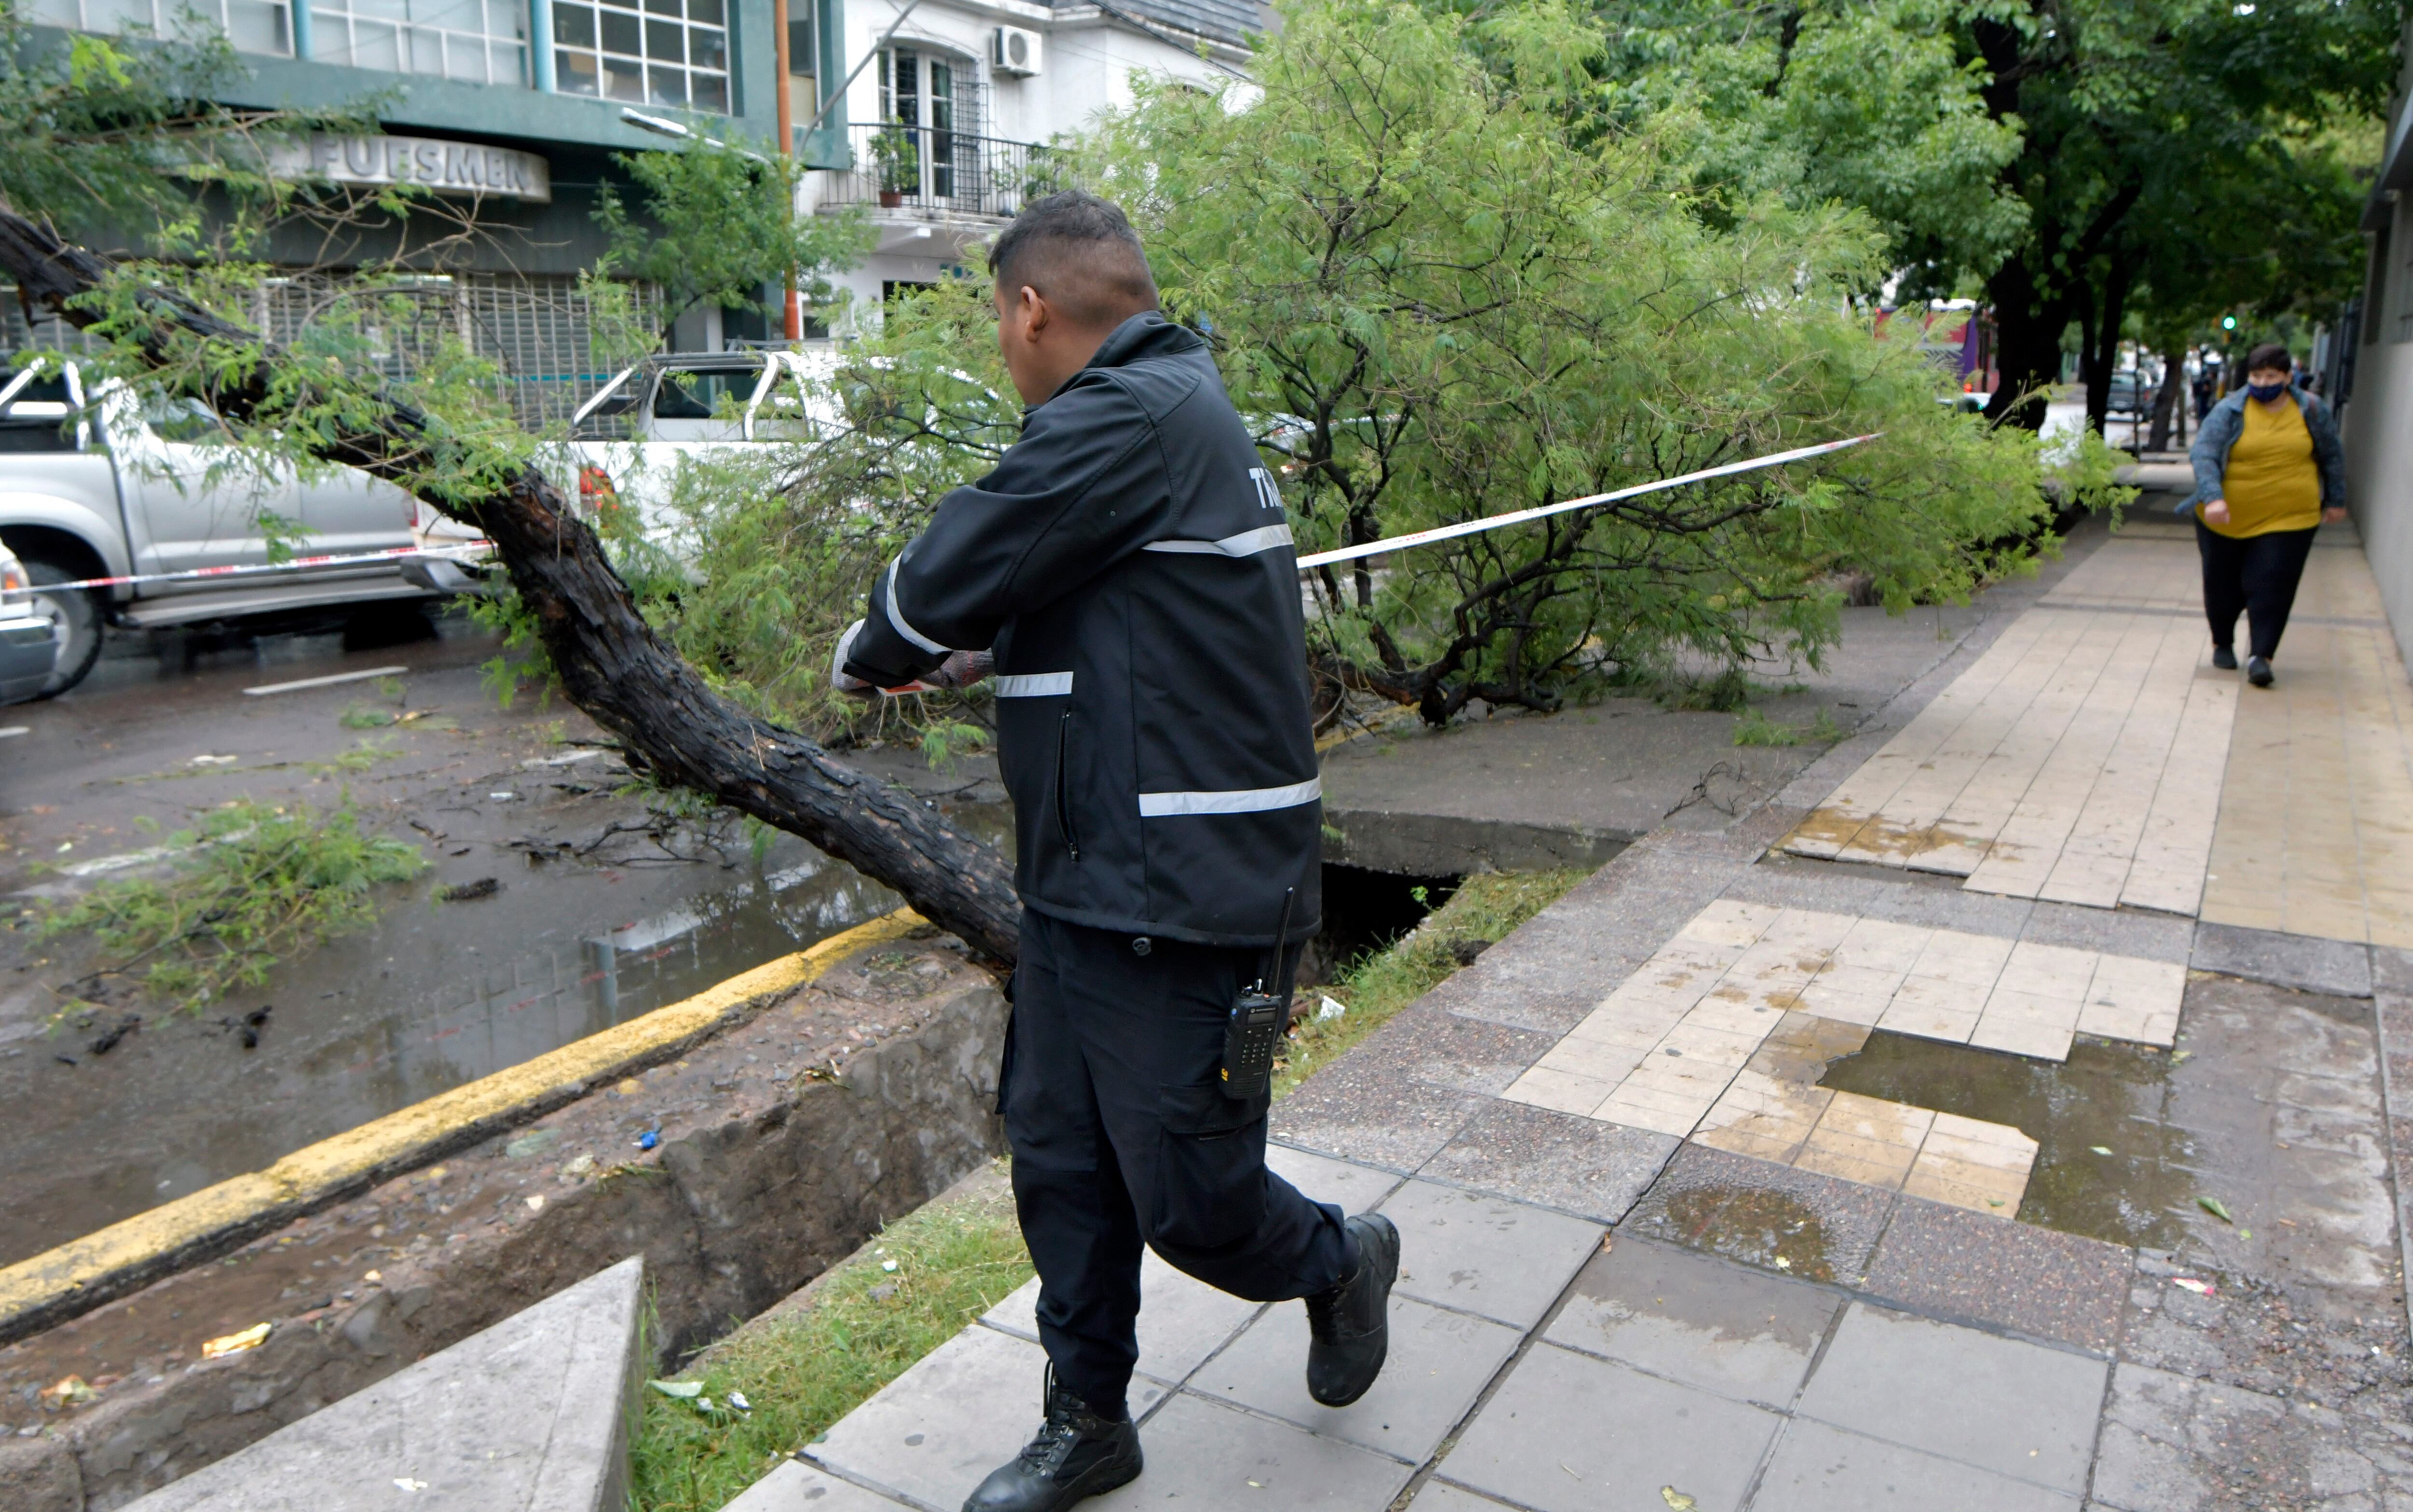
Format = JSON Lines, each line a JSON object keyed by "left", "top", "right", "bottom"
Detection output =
{"left": 1981, "top": 254, "right": 2071, "bottom": 431}
{"left": 2083, "top": 250, "right": 2132, "bottom": 443}
{"left": 0, "top": 210, "right": 1026, "bottom": 964}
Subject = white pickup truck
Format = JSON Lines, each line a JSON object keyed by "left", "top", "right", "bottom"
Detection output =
{"left": 0, "top": 348, "right": 834, "bottom": 695}
{"left": 0, "top": 361, "right": 443, "bottom": 696}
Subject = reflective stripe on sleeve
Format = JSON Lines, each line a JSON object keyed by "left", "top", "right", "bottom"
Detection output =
{"left": 1139, "top": 524, "right": 1295, "bottom": 558}
{"left": 884, "top": 555, "right": 952, "bottom": 656}
{"left": 1137, "top": 776, "right": 1322, "bottom": 817}
{"left": 994, "top": 672, "right": 1073, "bottom": 697}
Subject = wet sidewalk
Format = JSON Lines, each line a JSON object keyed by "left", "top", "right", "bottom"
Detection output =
{"left": 730, "top": 511, "right": 2413, "bottom": 1512}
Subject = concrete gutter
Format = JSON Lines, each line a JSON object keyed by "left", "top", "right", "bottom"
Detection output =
{"left": 0, "top": 908, "right": 926, "bottom": 1347}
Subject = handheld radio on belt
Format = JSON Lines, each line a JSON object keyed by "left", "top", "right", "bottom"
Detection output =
{"left": 1221, "top": 885, "right": 1297, "bottom": 1100}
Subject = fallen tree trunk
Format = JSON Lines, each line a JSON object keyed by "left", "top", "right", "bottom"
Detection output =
{"left": 0, "top": 209, "right": 1024, "bottom": 963}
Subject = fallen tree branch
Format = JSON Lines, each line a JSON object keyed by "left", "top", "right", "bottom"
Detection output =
{"left": 0, "top": 209, "right": 1023, "bottom": 962}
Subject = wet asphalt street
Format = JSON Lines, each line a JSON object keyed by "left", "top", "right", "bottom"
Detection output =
{"left": 0, "top": 604, "right": 1005, "bottom": 1265}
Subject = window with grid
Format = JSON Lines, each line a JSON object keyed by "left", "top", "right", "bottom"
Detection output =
{"left": 31, "top": 0, "right": 290, "bottom": 56}
{"left": 308, "top": 0, "right": 526, "bottom": 84}
{"left": 553, "top": 0, "right": 730, "bottom": 113}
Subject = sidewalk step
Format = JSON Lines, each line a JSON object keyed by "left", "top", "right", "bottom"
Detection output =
{"left": 124, "top": 1256, "right": 645, "bottom": 1512}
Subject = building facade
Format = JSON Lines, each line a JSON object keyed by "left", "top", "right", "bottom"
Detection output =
{"left": 21, "top": 0, "right": 1255, "bottom": 415}
{"left": 2343, "top": 18, "right": 2413, "bottom": 666}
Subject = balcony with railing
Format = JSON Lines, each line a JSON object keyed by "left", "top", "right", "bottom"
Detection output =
{"left": 817, "top": 122, "right": 1061, "bottom": 222}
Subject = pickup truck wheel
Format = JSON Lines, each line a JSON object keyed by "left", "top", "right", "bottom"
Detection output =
{"left": 21, "top": 555, "right": 103, "bottom": 697}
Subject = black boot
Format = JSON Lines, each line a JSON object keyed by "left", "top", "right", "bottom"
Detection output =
{"left": 2212, "top": 645, "right": 2237, "bottom": 671}
{"left": 1305, "top": 1213, "right": 1400, "bottom": 1407}
{"left": 2248, "top": 655, "right": 2274, "bottom": 687}
{"left": 960, "top": 1367, "right": 1143, "bottom": 1512}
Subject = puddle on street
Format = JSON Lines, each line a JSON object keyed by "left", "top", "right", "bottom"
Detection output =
{"left": 1819, "top": 1029, "right": 2193, "bottom": 1251}
{"left": 1659, "top": 1186, "right": 1840, "bottom": 1281}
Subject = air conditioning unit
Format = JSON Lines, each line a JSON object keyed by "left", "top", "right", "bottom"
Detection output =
{"left": 992, "top": 26, "right": 1042, "bottom": 76}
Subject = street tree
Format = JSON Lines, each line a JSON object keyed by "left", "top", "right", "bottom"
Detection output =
{"left": 596, "top": 137, "right": 869, "bottom": 339}
{"left": 1573, "top": 0, "right": 2403, "bottom": 430}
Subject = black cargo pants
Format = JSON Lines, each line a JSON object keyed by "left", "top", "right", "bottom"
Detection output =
{"left": 1003, "top": 908, "right": 1351, "bottom": 1419}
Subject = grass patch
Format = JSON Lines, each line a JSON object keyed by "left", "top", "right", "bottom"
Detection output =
{"left": 1272, "top": 866, "right": 1594, "bottom": 1098}
{"left": 30, "top": 798, "right": 427, "bottom": 1017}
{"left": 630, "top": 1168, "right": 1032, "bottom": 1512}
{"left": 628, "top": 865, "right": 1596, "bottom": 1510}
{"left": 1731, "top": 707, "right": 1844, "bottom": 748}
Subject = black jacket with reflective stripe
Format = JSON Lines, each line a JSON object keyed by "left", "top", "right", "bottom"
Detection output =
{"left": 842, "top": 313, "right": 1321, "bottom": 948}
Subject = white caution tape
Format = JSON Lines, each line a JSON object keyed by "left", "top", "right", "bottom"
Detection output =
{"left": 22, "top": 543, "right": 494, "bottom": 595}
{"left": 1292, "top": 433, "right": 1879, "bottom": 570}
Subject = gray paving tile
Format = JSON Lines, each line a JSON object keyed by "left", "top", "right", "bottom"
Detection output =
{"left": 1185, "top": 1294, "right": 1521, "bottom": 1461}
{"left": 1346, "top": 1002, "right": 1559, "bottom": 1096}
{"left": 1861, "top": 1195, "right": 2130, "bottom": 1353}
{"left": 2020, "top": 901, "right": 2193, "bottom": 965}
{"left": 1419, "top": 1098, "right": 1678, "bottom": 1224}
{"left": 1544, "top": 1238, "right": 1839, "bottom": 1407}
{"left": 1374, "top": 1179, "right": 1606, "bottom": 1327}
{"left": 1267, "top": 1141, "right": 1411, "bottom": 1215}
{"left": 980, "top": 1251, "right": 1262, "bottom": 1387}
{"left": 2193, "top": 921, "right": 2373, "bottom": 999}
{"left": 2090, "top": 1360, "right": 2413, "bottom": 1511}
{"left": 809, "top": 1325, "right": 1166, "bottom": 1509}
{"left": 1272, "top": 1057, "right": 1490, "bottom": 1171}
{"left": 1749, "top": 1420, "right": 2080, "bottom": 1511}
{"left": 1440, "top": 1342, "right": 1781, "bottom": 1512}
{"left": 1793, "top": 1303, "right": 2106, "bottom": 1495}
{"left": 723, "top": 1458, "right": 911, "bottom": 1511}
{"left": 1085, "top": 1393, "right": 1415, "bottom": 1509}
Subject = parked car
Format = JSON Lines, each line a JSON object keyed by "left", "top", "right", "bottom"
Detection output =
{"left": 0, "top": 541, "right": 62, "bottom": 703}
{"left": 2106, "top": 372, "right": 2156, "bottom": 417}
{"left": 0, "top": 360, "right": 443, "bottom": 696}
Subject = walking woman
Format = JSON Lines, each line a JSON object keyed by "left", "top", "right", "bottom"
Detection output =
{"left": 2181, "top": 341, "right": 2348, "bottom": 687}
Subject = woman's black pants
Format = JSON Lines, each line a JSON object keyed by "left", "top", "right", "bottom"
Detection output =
{"left": 2194, "top": 517, "right": 2319, "bottom": 660}
{"left": 1002, "top": 909, "right": 1350, "bottom": 1420}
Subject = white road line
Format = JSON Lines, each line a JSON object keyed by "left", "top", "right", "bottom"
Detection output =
{"left": 241, "top": 666, "right": 411, "bottom": 697}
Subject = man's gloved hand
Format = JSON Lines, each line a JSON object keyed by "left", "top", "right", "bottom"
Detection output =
{"left": 831, "top": 620, "right": 994, "bottom": 698}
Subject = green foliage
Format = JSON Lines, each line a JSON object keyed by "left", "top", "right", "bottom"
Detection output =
{"left": 596, "top": 139, "right": 871, "bottom": 332}
{"left": 1080, "top": 0, "right": 2051, "bottom": 722}
{"left": 1273, "top": 867, "right": 1594, "bottom": 1096}
{"left": 33, "top": 798, "right": 427, "bottom": 1017}
{"left": 628, "top": 1167, "right": 1032, "bottom": 1512}
{"left": 1732, "top": 707, "right": 1843, "bottom": 747}
{"left": 1569, "top": 0, "right": 2404, "bottom": 417}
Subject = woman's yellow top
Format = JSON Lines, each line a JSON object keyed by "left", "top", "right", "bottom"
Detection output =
{"left": 2209, "top": 396, "right": 2323, "bottom": 538}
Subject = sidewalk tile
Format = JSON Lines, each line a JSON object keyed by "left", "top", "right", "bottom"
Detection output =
{"left": 1419, "top": 1100, "right": 1677, "bottom": 1223}
{"left": 1439, "top": 1343, "right": 1780, "bottom": 1512}
{"left": 809, "top": 1325, "right": 1165, "bottom": 1510}
{"left": 1267, "top": 1143, "right": 1410, "bottom": 1215}
{"left": 1750, "top": 1420, "right": 2079, "bottom": 1511}
{"left": 982, "top": 1253, "right": 1261, "bottom": 1387}
{"left": 1544, "top": 1239, "right": 1838, "bottom": 1406}
{"left": 1502, "top": 1064, "right": 1616, "bottom": 1117}
{"left": 1272, "top": 1061, "right": 1488, "bottom": 1172}
{"left": 1861, "top": 1197, "right": 2129, "bottom": 1352}
{"left": 1185, "top": 1294, "right": 1520, "bottom": 1461}
{"left": 1374, "top": 1179, "right": 1606, "bottom": 1327}
{"left": 1085, "top": 1394, "right": 1415, "bottom": 1510}
{"left": 1621, "top": 1143, "right": 1895, "bottom": 1286}
{"left": 1793, "top": 1303, "right": 2105, "bottom": 1494}
{"left": 723, "top": 1459, "right": 911, "bottom": 1512}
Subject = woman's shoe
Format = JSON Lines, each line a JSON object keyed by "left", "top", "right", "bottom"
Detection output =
{"left": 2212, "top": 646, "right": 2237, "bottom": 671}
{"left": 2247, "top": 656, "right": 2274, "bottom": 688}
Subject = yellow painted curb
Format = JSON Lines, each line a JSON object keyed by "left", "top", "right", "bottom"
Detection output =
{"left": 0, "top": 906, "right": 927, "bottom": 1345}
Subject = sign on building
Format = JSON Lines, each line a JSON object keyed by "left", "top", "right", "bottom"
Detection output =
{"left": 271, "top": 134, "right": 553, "bottom": 203}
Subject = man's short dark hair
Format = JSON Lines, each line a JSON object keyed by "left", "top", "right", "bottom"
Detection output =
{"left": 2244, "top": 341, "right": 2293, "bottom": 376}
{"left": 989, "top": 191, "right": 1160, "bottom": 328}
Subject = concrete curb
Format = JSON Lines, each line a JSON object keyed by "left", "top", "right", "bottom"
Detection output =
{"left": 0, "top": 908, "right": 926, "bottom": 1347}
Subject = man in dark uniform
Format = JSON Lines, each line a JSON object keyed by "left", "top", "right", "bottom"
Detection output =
{"left": 833, "top": 192, "right": 1400, "bottom": 1512}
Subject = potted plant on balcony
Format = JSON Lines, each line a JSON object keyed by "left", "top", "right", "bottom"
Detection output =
{"left": 872, "top": 126, "right": 918, "bottom": 208}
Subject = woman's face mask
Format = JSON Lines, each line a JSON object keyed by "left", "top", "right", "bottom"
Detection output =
{"left": 2246, "top": 375, "right": 2289, "bottom": 402}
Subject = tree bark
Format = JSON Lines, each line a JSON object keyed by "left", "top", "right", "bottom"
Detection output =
{"left": 0, "top": 209, "right": 1026, "bottom": 964}
{"left": 2083, "top": 249, "right": 2131, "bottom": 442}
{"left": 1982, "top": 253, "right": 2069, "bottom": 430}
